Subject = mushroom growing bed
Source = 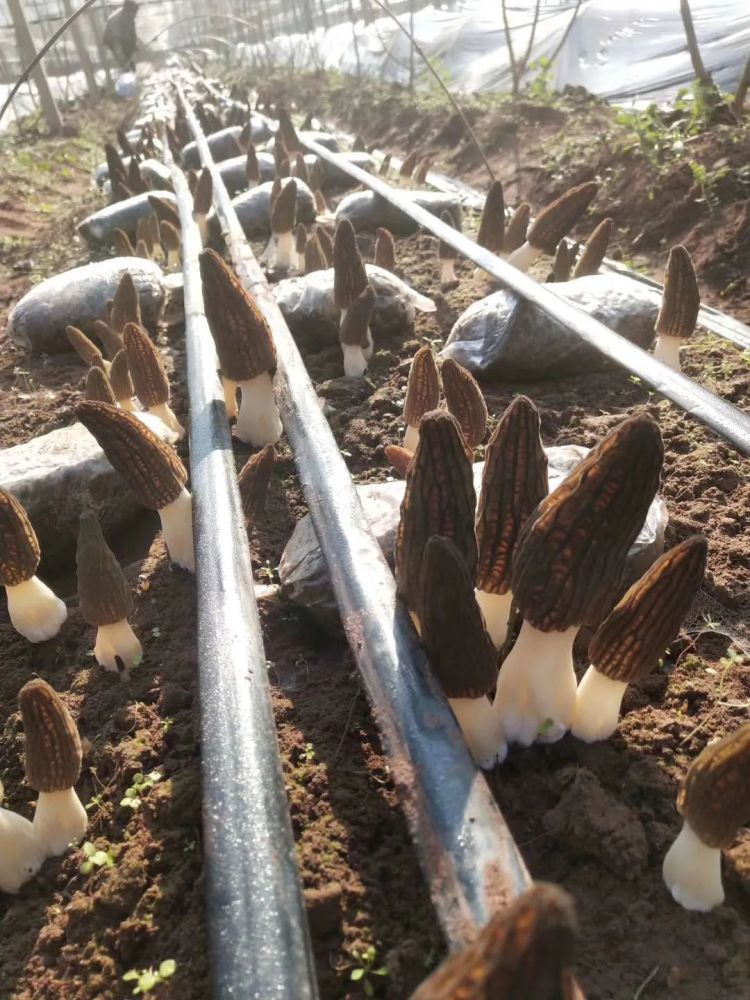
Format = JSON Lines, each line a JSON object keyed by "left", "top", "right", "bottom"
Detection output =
{"left": 0, "top": 84, "right": 749, "bottom": 1000}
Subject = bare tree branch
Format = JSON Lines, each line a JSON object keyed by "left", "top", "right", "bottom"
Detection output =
{"left": 679, "top": 0, "right": 714, "bottom": 90}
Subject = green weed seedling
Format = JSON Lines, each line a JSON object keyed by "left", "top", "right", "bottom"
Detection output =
{"left": 121, "top": 770, "right": 162, "bottom": 811}
{"left": 350, "top": 945, "right": 388, "bottom": 996}
{"left": 123, "top": 960, "right": 176, "bottom": 995}
{"left": 79, "top": 841, "right": 115, "bottom": 875}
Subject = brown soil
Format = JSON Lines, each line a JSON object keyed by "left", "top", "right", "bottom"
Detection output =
{"left": 1, "top": 76, "right": 749, "bottom": 1000}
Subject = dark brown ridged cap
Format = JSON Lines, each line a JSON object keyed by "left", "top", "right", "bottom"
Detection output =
{"left": 272, "top": 179, "right": 298, "bottom": 234}
{"left": 123, "top": 322, "right": 170, "bottom": 408}
{"left": 76, "top": 401, "right": 187, "bottom": 510}
{"left": 412, "top": 882, "right": 578, "bottom": 1000}
{"left": 192, "top": 167, "right": 213, "bottom": 218}
{"left": 385, "top": 444, "right": 413, "bottom": 477}
{"left": 0, "top": 488, "right": 40, "bottom": 586}
{"left": 127, "top": 157, "right": 146, "bottom": 195}
{"left": 441, "top": 358, "right": 488, "bottom": 448}
{"left": 504, "top": 202, "right": 531, "bottom": 253}
{"left": 477, "top": 180, "right": 505, "bottom": 253}
{"left": 402, "top": 349, "right": 439, "bottom": 432}
{"left": 277, "top": 108, "right": 300, "bottom": 154}
{"left": 94, "top": 319, "right": 124, "bottom": 360}
{"left": 199, "top": 248, "right": 276, "bottom": 381}
{"left": 304, "top": 234, "right": 327, "bottom": 274}
{"left": 399, "top": 149, "right": 419, "bottom": 178}
{"left": 160, "top": 220, "right": 181, "bottom": 254}
{"left": 573, "top": 218, "right": 613, "bottom": 278}
{"left": 246, "top": 145, "right": 260, "bottom": 184}
{"left": 147, "top": 194, "right": 180, "bottom": 230}
{"left": 420, "top": 536, "right": 498, "bottom": 698}
{"left": 19, "top": 679, "right": 82, "bottom": 793}
{"left": 135, "top": 216, "right": 152, "bottom": 254}
{"left": 339, "top": 285, "right": 375, "bottom": 347}
{"left": 186, "top": 169, "right": 199, "bottom": 196}
{"left": 111, "top": 178, "right": 133, "bottom": 203}
{"left": 589, "top": 536, "right": 707, "bottom": 683}
{"left": 276, "top": 156, "right": 290, "bottom": 180}
{"left": 395, "top": 410, "right": 477, "bottom": 611}
{"left": 678, "top": 722, "right": 750, "bottom": 849}
{"left": 85, "top": 366, "right": 116, "bottom": 404}
{"left": 413, "top": 156, "right": 432, "bottom": 185}
{"left": 333, "top": 219, "right": 368, "bottom": 310}
{"left": 655, "top": 245, "right": 700, "bottom": 340}
{"left": 294, "top": 153, "right": 309, "bottom": 185}
{"left": 238, "top": 445, "right": 275, "bottom": 524}
{"left": 316, "top": 225, "right": 334, "bottom": 266}
{"left": 109, "top": 349, "right": 134, "bottom": 402}
{"left": 66, "top": 325, "right": 104, "bottom": 367}
{"left": 116, "top": 128, "right": 133, "bottom": 157}
{"left": 551, "top": 240, "right": 574, "bottom": 282}
{"left": 113, "top": 227, "right": 134, "bottom": 257}
{"left": 76, "top": 510, "right": 132, "bottom": 626}
{"left": 295, "top": 223, "right": 307, "bottom": 255}
{"left": 439, "top": 210, "right": 458, "bottom": 261}
{"left": 109, "top": 272, "right": 141, "bottom": 337}
{"left": 512, "top": 415, "right": 663, "bottom": 630}
{"left": 374, "top": 228, "right": 396, "bottom": 272}
{"left": 378, "top": 153, "right": 392, "bottom": 176}
{"left": 105, "top": 142, "right": 126, "bottom": 182}
{"left": 528, "top": 182, "right": 598, "bottom": 254}
{"left": 476, "top": 396, "right": 548, "bottom": 596}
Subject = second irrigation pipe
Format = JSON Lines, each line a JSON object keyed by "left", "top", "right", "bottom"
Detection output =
{"left": 177, "top": 84, "right": 531, "bottom": 949}
{"left": 164, "top": 125, "right": 319, "bottom": 999}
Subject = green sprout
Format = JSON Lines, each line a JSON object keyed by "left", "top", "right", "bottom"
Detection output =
{"left": 121, "top": 770, "right": 162, "bottom": 811}
{"left": 301, "top": 742, "right": 316, "bottom": 764}
{"left": 79, "top": 841, "right": 115, "bottom": 876}
{"left": 123, "top": 960, "right": 176, "bottom": 995}
{"left": 350, "top": 945, "right": 387, "bottom": 996}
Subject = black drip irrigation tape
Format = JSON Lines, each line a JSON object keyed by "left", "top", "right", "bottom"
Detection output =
{"left": 163, "top": 120, "right": 319, "bottom": 1000}
{"left": 298, "top": 136, "right": 750, "bottom": 458}
{"left": 175, "top": 82, "right": 532, "bottom": 950}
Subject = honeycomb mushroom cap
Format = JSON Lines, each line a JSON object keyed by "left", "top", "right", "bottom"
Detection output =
{"left": 655, "top": 244, "right": 701, "bottom": 340}
{"left": 192, "top": 167, "right": 213, "bottom": 217}
{"left": 333, "top": 218, "right": 368, "bottom": 310}
{"left": 19, "top": 679, "right": 82, "bottom": 793}
{"left": 271, "top": 178, "right": 297, "bottom": 234}
{"left": 504, "top": 202, "right": 531, "bottom": 253}
{"left": 678, "top": 722, "right": 750, "bottom": 848}
{"left": 0, "top": 489, "right": 40, "bottom": 587}
{"left": 374, "top": 228, "right": 396, "bottom": 271}
{"left": 66, "top": 325, "right": 104, "bottom": 367}
{"left": 123, "top": 321, "right": 170, "bottom": 408}
{"left": 109, "top": 272, "right": 142, "bottom": 337}
{"left": 573, "top": 218, "right": 613, "bottom": 279}
{"left": 85, "top": 366, "right": 117, "bottom": 404}
{"left": 238, "top": 445, "right": 276, "bottom": 522}
{"left": 440, "top": 358, "right": 488, "bottom": 448}
{"left": 476, "top": 180, "right": 505, "bottom": 254}
{"left": 76, "top": 510, "right": 133, "bottom": 626}
{"left": 403, "top": 346, "right": 441, "bottom": 428}
{"left": 109, "top": 349, "right": 135, "bottom": 402}
{"left": 528, "top": 182, "right": 598, "bottom": 255}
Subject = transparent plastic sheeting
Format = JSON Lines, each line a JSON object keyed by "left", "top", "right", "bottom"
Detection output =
{"left": 236, "top": 0, "right": 750, "bottom": 106}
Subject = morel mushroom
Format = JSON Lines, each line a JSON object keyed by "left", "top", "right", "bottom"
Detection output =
{"left": 504, "top": 202, "right": 531, "bottom": 255}
{"left": 663, "top": 722, "right": 750, "bottom": 911}
{"left": 402, "top": 346, "right": 441, "bottom": 451}
{"left": 76, "top": 401, "right": 195, "bottom": 572}
{"left": 441, "top": 358, "right": 487, "bottom": 448}
{"left": 113, "top": 227, "right": 135, "bottom": 257}
{"left": 374, "top": 227, "right": 396, "bottom": 272}
{"left": 85, "top": 365, "right": 117, "bottom": 405}
{"left": 294, "top": 223, "right": 307, "bottom": 272}
{"left": 304, "top": 233, "right": 327, "bottom": 274}
{"left": 238, "top": 445, "right": 275, "bottom": 524}
{"left": 493, "top": 415, "right": 663, "bottom": 746}
{"left": 123, "top": 321, "right": 184, "bottom": 438}
{"left": 573, "top": 217, "right": 613, "bottom": 279}
{"left": 508, "top": 182, "right": 598, "bottom": 273}
{"left": 475, "top": 396, "right": 548, "bottom": 649}
{"left": 399, "top": 149, "right": 419, "bottom": 180}
{"left": 245, "top": 145, "right": 261, "bottom": 188}
{"left": 160, "top": 220, "right": 181, "bottom": 271}
{"left": 77, "top": 510, "right": 142, "bottom": 673}
{"left": 438, "top": 210, "right": 458, "bottom": 286}
{"left": 199, "top": 248, "right": 282, "bottom": 447}
{"left": 476, "top": 179, "right": 505, "bottom": 254}
{"left": 269, "top": 178, "right": 297, "bottom": 270}
{"left": 192, "top": 167, "right": 213, "bottom": 246}
{"left": 339, "top": 285, "right": 376, "bottom": 378}
{"left": 385, "top": 443, "right": 413, "bottom": 477}
{"left": 420, "top": 536, "right": 506, "bottom": 768}
{"left": 333, "top": 219, "right": 371, "bottom": 375}
{"left": 0, "top": 781, "right": 46, "bottom": 894}
{"left": 0, "top": 489, "right": 67, "bottom": 642}
{"left": 572, "top": 536, "right": 707, "bottom": 743}
{"left": 653, "top": 245, "right": 700, "bottom": 371}
{"left": 94, "top": 319, "right": 124, "bottom": 360}
{"left": 109, "top": 272, "right": 142, "bottom": 339}
{"left": 66, "top": 325, "right": 109, "bottom": 371}
{"left": 411, "top": 882, "right": 578, "bottom": 1000}
{"left": 109, "top": 349, "right": 136, "bottom": 410}
{"left": 19, "top": 679, "right": 87, "bottom": 856}
{"left": 395, "top": 410, "right": 477, "bottom": 626}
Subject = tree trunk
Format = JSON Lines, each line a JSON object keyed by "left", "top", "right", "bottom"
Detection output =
{"left": 679, "top": 0, "right": 713, "bottom": 89}
{"left": 732, "top": 52, "right": 750, "bottom": 114}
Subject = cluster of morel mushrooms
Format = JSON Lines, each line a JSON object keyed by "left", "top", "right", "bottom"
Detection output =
{"left": 1, "top": 100, "right": 748, "bottom": 977}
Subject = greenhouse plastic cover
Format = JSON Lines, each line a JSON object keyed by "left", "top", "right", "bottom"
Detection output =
{"left": 237, "top": 0, "right": 750, "bottom": 105}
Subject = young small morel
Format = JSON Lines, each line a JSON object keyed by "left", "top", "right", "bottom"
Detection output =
{"left": 572, "top": 217, "right": 613, "bottom": 279}
{"left": 438, "top": 210, "right": 459, "bottom": 287}
{"left": 663, "top": 722, "right": 750, "bottom": 911}
{"left": 441, "top": 358, "right": 487, "bottom": 449}
{"left": 199, "top": 248, "right": 282, "bottom": 447}
{"left": 476, "top": 179, "right": 505, "bottom": 254}
{"left": 109, "top": 271, "right": 142, "bottom": 338}
{"left": 76, "top": 401, "right": 195, "bottom": 572}
{"left": 94, "top": 319, "right": 124, "bottom": 360}
{"left": 504, "top": 202, "right": 531, "bottom": 255}
{"left": 113, "top": 227, "right": 135, "bottom": 257}
{"left": 374, "top": 227, "right": 396, "bottom": 272}
{"left": 77, "top": 510, "right": 142, "bottom": 673}
{"left": 238, "top": 445, "right": 275, "bottom": 525}
{"left": 160, "top": 220, "right": 182, "bottom": 271}
{"left": 339, "top": 285, "right": 376, "bottom": 378}
{"left": 508, "top": 182, "right": 598, "bottom": 273}
{"left": 317, "top": 225, "right": 334, "bottom": 267}
{"left": 109, "top": 349, "right": 136, "bottom": 410}
{"left": 123, "top": 321, "right": 184, "bottom": 438}
{"left": 333, "top": 218, "right": 368, "bottom": 318}
{"left": 402, "top": 345, "right": 441, "bottom": 451}
{"left": 304, "top": 233, "right": 327, "bottom": 274}
{"left": 419, "top": 536, "right": 506, "bottom": 768}
{"left": 0, "top": 489, "right": 67, "bottom": 642}
{"left": 653, "top": 244, "right": 700, "bottom": 371}
{"left": 19, "top": 678, "right": 87, "bottom": 856}
{"left": 399, "top": 149, "right": 419, "bottom": 180}
{"left": 66, "top": 325, "right": 108, "bottom": 371}
{"left": 475, "top": 396, "right": 548, "bottom": 649}
{"left": 85, "top": 365, "right": 117, "bottom": 405}
{"left": 549, "top": 240, "right": 574, "bottom": 283}
{"left": 192, "top": 167, "right": 213, "bottom": 246}
{"left": 270, "top": 178, "right": 297, "bottom": 269}
{"left": 493, "top": 415, "right": 663, "bottom": 746}
{"left": 385, "top": 443, "right": 414, "bottom": 477}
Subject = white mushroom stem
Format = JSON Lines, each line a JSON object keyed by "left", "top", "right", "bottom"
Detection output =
{"left": 166, "top": 248, "right": 181, "bottom": 271}
{"left": 493, "top": 621, "right": 579, "bottom": 746}
{"left": 507, "top": 241, "right": 542, "bottom": 273}
{"left": 662, "top": 819, "right": 724, "bottom": 912}
{"left": 475, "top": 589, "right": 514, "bottom": 650}
{"left": 363, "top": 328, "right": 374, "bottom": 361}
{"left": 148, "top": 402, "right": 185, "bottom": 440}
{"left": 450, "top": 696, "right": 508, "bottom": 770}
{"left": 570, "top": 665, "right": 629, "bottom": 743}
{"left": 403, "top": 424, "right": 419, "bottom": 452}
{"left": 94, "top": 618, "right": 143, "bottom": 674}
{"left": 653, "top": 333, "right": 683, "bottom": 371}
{"left": 274, "top": 230, "right": 294, "bottom": 269}
{"left": 4, "top": 576, "right": 67, "bottom": 643}
{"left": 0, "top": 806, "right": 47, "bottom": 893}
{"left": 440, "top": 259, "right": 456, "bottom": 284}
{"left": 158, "top": 487, "right": 195, "bottom": 573}
{"left": 195, "top": 214, "right": 210, "bottom": 247}
{"left": 119, "top": 397, "right": 138, "bottom": 412}
{"left": 223, "top": 377, "right": 239, "bottom": 420}
{"left": 343, "top": 344, "right": 368, "bottom": 378}
{"left": 235, "top": 372, "right": 283, "bottom": 447}
{"left": 33, "top": 788, "right": 88, "bottom": 857}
